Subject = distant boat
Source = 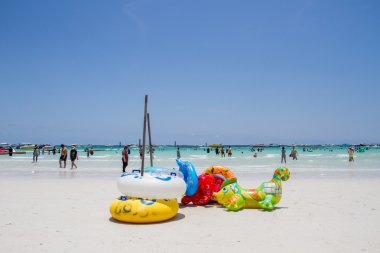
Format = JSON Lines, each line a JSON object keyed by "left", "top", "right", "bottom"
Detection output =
{"left": 19, "top": 143, "right": 35, "bottom": 149}
{"left": 208, "top": 144, "right": 222, "bottom": 148}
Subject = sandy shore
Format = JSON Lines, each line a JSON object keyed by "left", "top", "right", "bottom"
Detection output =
{"left": 1, "top": 171, "right": 380, "bottom": 253}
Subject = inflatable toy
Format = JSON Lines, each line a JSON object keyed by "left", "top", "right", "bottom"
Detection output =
{"left": 203, "top": 165, "right": 236, "bottom": 200}
{"left": 176, "top": 159, "right": 198, "bottom": 196}
{"left": 181, "top": 174, "right": 216, "bottom": 205}
{"left": 180, "top": 164, "right": 236, "bottom": 206}
{"left": 110, "top": 196, "right": 178, "bottom": 223}
{"left": 216, "top": 166, "right": 290, "bottom": 211}
{"left": 203, "top": 165, "right": 235, "bottom": 180}
{"left": 117, "top": 167, "right": 186, "bottom": 199}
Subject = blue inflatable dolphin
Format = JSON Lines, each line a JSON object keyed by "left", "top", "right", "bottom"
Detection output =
{"left": 176, "top": 159, "right": 198, "bottom": 196}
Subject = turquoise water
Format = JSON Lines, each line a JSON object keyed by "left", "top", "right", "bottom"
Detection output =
{"left": 1, "top": 145, "right": 379, "bottom": 176}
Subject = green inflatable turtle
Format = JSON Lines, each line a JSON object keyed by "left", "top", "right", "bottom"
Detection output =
{"left": 216, "top": 166, "right": 290, "bottom": 211}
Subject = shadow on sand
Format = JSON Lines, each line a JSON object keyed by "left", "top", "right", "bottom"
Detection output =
{"left": 108, "top": 213, "right": 185, "bottom": 225}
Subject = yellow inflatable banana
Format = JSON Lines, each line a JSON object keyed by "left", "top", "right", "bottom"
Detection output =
{"left": 110, "top": 196, "right": 178, "bottom": 223}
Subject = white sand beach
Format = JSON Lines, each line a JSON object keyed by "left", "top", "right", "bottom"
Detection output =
{"left": 1, "top": 171, "right": 380, "bottom": 253}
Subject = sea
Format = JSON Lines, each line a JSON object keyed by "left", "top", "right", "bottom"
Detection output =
{"left": 1, "top": 145, "right": 379, "bottom": 178}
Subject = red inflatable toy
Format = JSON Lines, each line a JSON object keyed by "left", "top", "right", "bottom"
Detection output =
{"left": 181, "top": 174, "right": 216, "bottom": 205}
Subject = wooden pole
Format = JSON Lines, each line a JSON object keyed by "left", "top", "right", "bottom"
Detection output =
{"left": 141, "top": 95, "right": 148, "bottom": 176}
{"left": 147, "top": 113, "right": 153, "bottom": 167}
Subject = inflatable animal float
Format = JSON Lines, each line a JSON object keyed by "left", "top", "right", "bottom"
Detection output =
{"left": 216, "top": 166, "right": 290, "bottom": 211}
{"left": 178, "top": 161, "right": 236, "bottom": 206}
{"left": 176, "top": 159, "right": 198, "bottom": 196}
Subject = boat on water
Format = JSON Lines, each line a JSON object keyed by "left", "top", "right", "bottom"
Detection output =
{"left": 208, "top": 144, "right": 222, "bottom": 148}
{"left": 19, "top": 143, "right": 35, "bottom": 149}
{"left": 0, "top": 147, "right": 8, "bottom": 153}
{"left": 0, "top": 145, "right": 25, "bottom": 155}
{"left": 0, "top": 151, "right": 26, "bottom": 155}
{"left": 20, "top": 145, "right": 35, "bottom": 149}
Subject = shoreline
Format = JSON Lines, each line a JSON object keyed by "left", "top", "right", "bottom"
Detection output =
{"left": 1, "top": 167, "right": 380, "bottom": 179}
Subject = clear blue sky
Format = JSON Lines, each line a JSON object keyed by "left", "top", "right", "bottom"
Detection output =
{"left": 1, "top": 0, "right": 379, "bottom": 145}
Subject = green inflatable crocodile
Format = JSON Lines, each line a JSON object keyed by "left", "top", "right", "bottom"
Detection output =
{"left": 216, "top": 166, "right": 290, "bottom": 211}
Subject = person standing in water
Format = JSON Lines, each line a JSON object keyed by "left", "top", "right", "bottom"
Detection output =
{"left": 70, "top": 145, "right": 78, "bottom": 169}
{"left": 59, "top": 144, "right": 68, "bottom": 168}
{"left": 281, "top": 146, "right": 287, "bottom": 164}
{"left": 8, "top": 146, "right": 13, "bottom": 156}
{"left": 348, "top": 147, "right": 354, "bottom": 162}
{"left": 122, "top": 146, "right": 129, "bottom": 173}
{"left": 228, "top": 146, "right": 232, "bottom": 157}
{"left": 33, "top": 145, "right": 39, "bottom": 163}
{"left": 290, "top": 147, "right": 298, "bottom": 160}
{"left": 221, "top": 146, "right": 225, "bottom": 157}
{"left": 139, "top": 147, "right": 143, "bottom": 159}
{"left": 177, "top": 147, "right": 181, "bottom": 159}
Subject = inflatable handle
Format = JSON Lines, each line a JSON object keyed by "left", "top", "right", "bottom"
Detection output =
{"left": 132, "top": 169, "right": 141, "bottom": 173}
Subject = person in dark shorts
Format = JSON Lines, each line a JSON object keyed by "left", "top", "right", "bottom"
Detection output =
{"left": 281, "top": 146, "right": 287, "bottom": 164}
{"left": 8, "top": 146, "right": 13, "bottom": 156}
{"left": 33, "top": 145, "right": 39, "bottom": 163}
{"left": 59, "top": 144, "right": 68, "bottom": 168}
{"left": 221, "top": 146, "right": 225, "bottom": 157}
{"left": 122, "top": 146, "right": 129, "bottom": 173}
{"left": 70, "top": 145, "right": 78, "bottom": 169}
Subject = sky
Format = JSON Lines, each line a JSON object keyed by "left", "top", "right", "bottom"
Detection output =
{"left": 0, "top": 0, "right": 379, "bottom": 145}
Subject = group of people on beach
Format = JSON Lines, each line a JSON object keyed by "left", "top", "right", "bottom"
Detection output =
{"left": 280, "top": 146, "right": 298, "bottom": 164}
{"left": 57, "top": 144, "right": 78, "bottom": 169}
{"left": 280, "top": 146, "right": 355, "bottom": 163}
{"left": 27, "top": 144, "right": 357, "bottom": 173}
{"left": 213, "top": 146, "right": 233, "bottom": 157}
{"left": 31, "top": 144, "right": 79, "bottom": 169}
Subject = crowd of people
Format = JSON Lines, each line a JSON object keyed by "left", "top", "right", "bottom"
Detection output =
{"left": 24, "top": 144, "right": 357, "bottom": 172}
{"left": 31, "top": 144, "right": 79, "bottom": 169}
